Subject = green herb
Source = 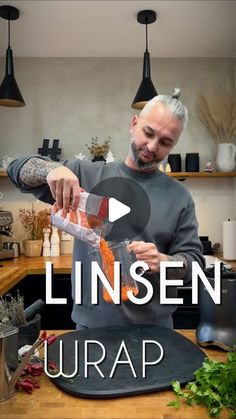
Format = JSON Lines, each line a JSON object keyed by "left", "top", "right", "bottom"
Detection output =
{"left": 168, "top": 348, "right": 236, "bottom": 417}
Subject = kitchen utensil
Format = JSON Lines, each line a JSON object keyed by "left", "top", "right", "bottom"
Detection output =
{"left": 196, "top": 264, "right": 236, "bottom": 350}
{"left": 3, "top": 242, "right": 20, "bottom": 257}
{"left": 0, "top": 211, "right": 14, "bottom": 260}
{"left": 24, "top": 299, "right": 45, "bottom": 322}
{"left": 89, "top": 240, "right": 139, "bottom": 302}
{"left": 0, "top": 324, "right": 42, "bottom": 402}
{"left": 11, "top": 242, "right": 20, "bottom": 258}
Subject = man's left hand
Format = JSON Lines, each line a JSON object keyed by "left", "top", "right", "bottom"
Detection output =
{"left": 128, "top": 241, "right": 167, "bottom": 274}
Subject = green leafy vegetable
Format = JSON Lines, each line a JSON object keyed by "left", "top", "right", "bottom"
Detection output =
{"left": 168, "top": 348, "right": 236, "bottom": 417}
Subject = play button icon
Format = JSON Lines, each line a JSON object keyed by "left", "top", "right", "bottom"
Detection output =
{"left": 108, "top": 198, "right": 131, "bottom": 222}
{"left": 87, "top": 177, "right": 151, "bottom": 241}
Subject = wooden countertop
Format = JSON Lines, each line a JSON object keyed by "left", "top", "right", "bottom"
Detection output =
{"left": 0, "top": 255, "right": 72, "bottom": 295}
{"left": 0, "top": 330, "right": 229, "bottom": 419}
{"left": 1, "top": 254, "right": 236, "bottom": 296}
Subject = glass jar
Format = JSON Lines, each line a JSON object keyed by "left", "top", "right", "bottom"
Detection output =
{"left": 90, "top": 239, "right": 139, "bottom": 303}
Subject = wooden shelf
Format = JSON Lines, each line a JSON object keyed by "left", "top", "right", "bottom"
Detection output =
{"left": 1, "top": 170, "right": 236, "bottom": 179}
{"left": 168, "top": 171, "right": 236, "bottom": 178}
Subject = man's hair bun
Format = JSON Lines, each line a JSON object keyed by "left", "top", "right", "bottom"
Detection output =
{"left": 172, "top": 88, "right": 181, "bottom": 100}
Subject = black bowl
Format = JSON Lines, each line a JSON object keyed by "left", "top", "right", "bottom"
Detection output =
{"left": 18, "top": 313, "right": 41, "bottom": 348}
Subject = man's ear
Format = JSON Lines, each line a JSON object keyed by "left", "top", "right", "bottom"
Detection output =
{"left": 130, "top": 115, "right": 139, "bottom": 134}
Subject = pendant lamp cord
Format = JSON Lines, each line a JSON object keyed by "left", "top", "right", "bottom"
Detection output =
{"left": 8, "top": 15, "right": 10, "bottom": 47}
{"left": 145, "top": 17, "right": 148, "bottom": 52}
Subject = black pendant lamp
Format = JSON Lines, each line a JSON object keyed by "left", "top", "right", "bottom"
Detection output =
{"left": 132, "top": 10, "right": 157, "bottom": 110}
{"left": 0, "top": 5, "right": 25, "bottom": 107}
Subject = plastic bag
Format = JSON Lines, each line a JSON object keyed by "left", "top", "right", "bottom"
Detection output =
{"left": 51, "top": 190, "right": 110, "bottom": 248}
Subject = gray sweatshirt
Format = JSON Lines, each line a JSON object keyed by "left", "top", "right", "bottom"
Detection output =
{"left": 7, "top": 157, "right": 204, "bottom": 328}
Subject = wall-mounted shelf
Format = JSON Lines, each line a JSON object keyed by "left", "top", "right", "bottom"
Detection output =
{"left": 168, "top": 171, "right": 236, "bottom": 179}
{"left": 1, "top": 170, "right": 236, "bottom": 179}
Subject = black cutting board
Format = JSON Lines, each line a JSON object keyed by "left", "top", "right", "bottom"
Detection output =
{"left": 47, "top": 325, "right": 205, "bottom": 398}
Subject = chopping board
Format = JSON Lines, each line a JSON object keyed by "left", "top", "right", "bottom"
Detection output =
{"left": 47, "top": 325, "right": 205, "bottom": 398}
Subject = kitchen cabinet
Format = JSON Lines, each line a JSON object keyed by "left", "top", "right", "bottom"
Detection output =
{"left": 1, "top": 255, "right": 235, "bottom": 330}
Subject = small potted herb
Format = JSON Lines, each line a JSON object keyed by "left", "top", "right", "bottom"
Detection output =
{"left": 85, "top": 136, "right": 111, "bottom": 162}
{"left": 0, "top": 292, "right": 41, "bottom": 348}
{"left": 19, "top": 205, "right": 50, "bottom": 257}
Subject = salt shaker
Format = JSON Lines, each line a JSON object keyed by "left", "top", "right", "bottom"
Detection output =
{"left": 43, "top": 228, "right": 51, "bottom": 257}
{"left": 50, "top": 226, "right": 60, "bottom": 256}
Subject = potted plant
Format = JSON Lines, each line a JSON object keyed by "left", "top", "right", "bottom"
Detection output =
{"left": 85, "top": 136, "right": 111, "bottom": 162}
{"left": 19, "top": 205, "right": 51, "bottom": 257}
{"left": 196, "top": 87, "right": 236, "bottom": 171}
{"left": 0, "top": 292, "right": 41, "bottom": 348}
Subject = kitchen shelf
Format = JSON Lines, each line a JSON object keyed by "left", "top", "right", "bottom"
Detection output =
{"left": 168, "top": 171, "right": 236, "bottom": 178}
{"left": 1, "top": 170, "right": 236, "bottom": 179}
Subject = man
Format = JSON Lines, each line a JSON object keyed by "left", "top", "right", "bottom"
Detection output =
{"left": 8, "top": 89, "right": 204, "bottom": 329}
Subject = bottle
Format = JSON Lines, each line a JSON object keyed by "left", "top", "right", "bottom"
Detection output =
{"left": 50, "top": 226, "right": 60, "bottom": 257}
{"left": 43, "top": 228, "right": 51, "bottom": 257}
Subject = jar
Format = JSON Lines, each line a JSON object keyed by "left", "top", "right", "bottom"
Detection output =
{"left": 167, "top": 154, "right": 181, "bottom": 172}
{"left": 90, "top": 240, "right": 139, "bottom": 303}
{"left": 185, "top": 153, "right": 200, "bottom": 172}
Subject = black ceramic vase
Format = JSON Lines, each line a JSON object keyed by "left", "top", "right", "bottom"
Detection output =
{"left": 185, "top": 153, "right": 199, "bottom": 172}
{"left": 168, "top": 154, "right": 181, "bottom": 172}
{"left": 92, "top": 156, "right": 106, "bottom": 162}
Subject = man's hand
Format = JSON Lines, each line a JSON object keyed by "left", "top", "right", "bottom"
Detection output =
{"left": 128, "top": 241, "right": 167, "bottom": 273}
{"left": 46, "top": 166, "right": 80, "bottom": 213}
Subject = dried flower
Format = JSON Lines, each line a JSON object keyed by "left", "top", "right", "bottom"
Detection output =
{"left": 85, "top": 136, "right": 111, "bottom": 157}
{"left": 0, "top": 291, "right": 26, "bottom": 326}
{"left": 19, "top": 204, "right": 51, "bottom": 240}
{"left": 196, "top": 87, "right": 236, "bottom": 144}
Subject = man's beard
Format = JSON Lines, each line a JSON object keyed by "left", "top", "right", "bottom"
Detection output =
{"left": 129, "top": 138, "right": 162, "bottom": 170}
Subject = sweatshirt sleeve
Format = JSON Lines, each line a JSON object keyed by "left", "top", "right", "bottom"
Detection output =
{"left": 7, "top": 156, "right": 57, "bottom": 205}
{"left": 169, "top": 196, "right": 205, "bottom": 284}
{"left": 7, "top": 156, "right": 85, "bottom": 205}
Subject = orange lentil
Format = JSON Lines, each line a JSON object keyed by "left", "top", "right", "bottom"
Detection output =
{"left": 69, "top": 209, "right": 78, "bottom": 224}
{"left": 103, "top": 285, "right": 138, "bottom": 302}
{"left": 53, "top": 205, "right": 137, "bottom": 302}
{"left": 99, "top": 238, "right": 138, "bottom": 303}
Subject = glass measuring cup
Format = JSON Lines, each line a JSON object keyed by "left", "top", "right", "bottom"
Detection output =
{"left": 90, "top": 239, "right": 139, "bottom": 303}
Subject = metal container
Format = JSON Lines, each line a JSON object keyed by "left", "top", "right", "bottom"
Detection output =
{"left": 3, "top": 242, "right": 20, "bottom": 257}
{"left": 0, "top": 324, "right": 42, "bottom": 402}
{"left": 196, "top": 274, "right": 236, "bottom": 350}
{"left": 11, "top": 243, "right": 20, "bottom": 258}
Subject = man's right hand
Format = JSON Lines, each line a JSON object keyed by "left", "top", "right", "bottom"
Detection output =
{"left": 46, "top": 166, "right": 80, "bottom": 213}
